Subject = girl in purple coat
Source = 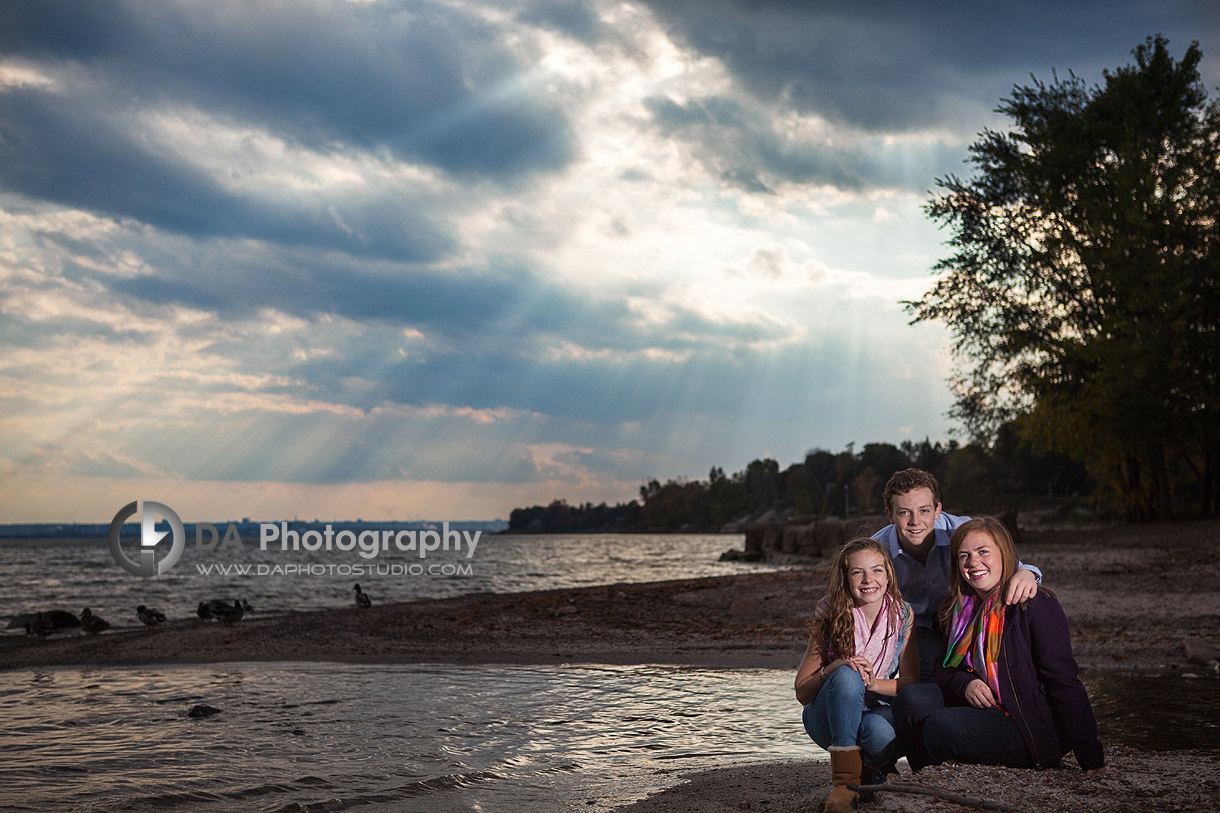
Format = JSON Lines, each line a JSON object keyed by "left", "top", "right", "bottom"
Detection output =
{"left": 893, "top": 516, "right": 1107, "bottom": 774}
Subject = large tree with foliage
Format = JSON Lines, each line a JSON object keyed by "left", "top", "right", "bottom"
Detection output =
{"left": 909, "top": 36, "right": 1220, "bottom": 520}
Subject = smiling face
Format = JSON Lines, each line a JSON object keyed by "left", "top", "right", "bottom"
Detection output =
{"left": 845, "top": 549, "right": 889, "bottom": 608}
{"left": 886, "top": 487, "right": 942, "bottom": 553}
{"left": 957, "top": 529, "right": 1003, "bottom": 596}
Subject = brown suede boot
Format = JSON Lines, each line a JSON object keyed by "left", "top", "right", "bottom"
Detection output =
{"left": 823, "top": 748, "right": 862, "bottom": 813}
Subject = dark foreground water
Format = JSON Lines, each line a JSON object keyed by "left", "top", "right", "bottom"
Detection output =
{"left": 1, "top": 663, "right": 1215, "bottom": 813}
{"left": 0, "top": 663, "right": 809, "bottom": 812}
{"left": 1086, "top": 671, "right": 1220, "bottom": 752}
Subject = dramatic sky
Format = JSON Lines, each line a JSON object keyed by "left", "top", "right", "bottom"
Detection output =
{"left": 2, "top": 1, "right": 1217, "bottom": 522}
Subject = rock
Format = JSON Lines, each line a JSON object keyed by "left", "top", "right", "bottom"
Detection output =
{"left": 753, "top": 509, "right": 785, "bottom": 525}
{"left": 1183, "top": 636, "right": 1220, "bottom": 664}
{"left": 729, "top": 598, "right": 763, "bottom": 622}
{"left": 719, "top": 549, "right": 763, "bottom": 562}
{"left": 188, "top": 704, "right": 223, "bottom": 718}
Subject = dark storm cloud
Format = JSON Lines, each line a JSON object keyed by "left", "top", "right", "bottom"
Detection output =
{"left": 0, "top": 0, "right": 574, "bottom": 260}
{"left": 111, "top": 256, "right": 633, "bottom": 342}
{"left": 0, "top": 89, "right": 454, "bottom": 261}
{"left": 109, "top": 245, "right": 791, "bottom": 359}
{"left": 644, "top": 94, "right": 964, "bottom": 192}
{"left": 0, "top": 0, "right": 574, "bottom": 179}
{"left": 637, "top": 0, "right": 1219, "bottom": 132}
{"left": 307, "top": 334, "right": 803, "bottom": 425}
{"left": 515, "top": 0, "right": 606, "bottom": 42}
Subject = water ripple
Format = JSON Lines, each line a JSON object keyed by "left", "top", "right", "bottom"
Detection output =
{"left": 0, "top": 662, "right": 808, "bottom": 812}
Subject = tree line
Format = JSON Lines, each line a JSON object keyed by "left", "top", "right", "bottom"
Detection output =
{"left": 508, "top": 430, "right": 1089, "bottom": 532}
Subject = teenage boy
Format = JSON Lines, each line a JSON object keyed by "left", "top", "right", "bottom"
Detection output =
{"left": 872, "top": 468, "right": 1041, "bottom": 681}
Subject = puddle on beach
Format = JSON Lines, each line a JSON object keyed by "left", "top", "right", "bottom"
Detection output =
{"left": 1084, "top": 672, "right": 1220, "bottom": 752}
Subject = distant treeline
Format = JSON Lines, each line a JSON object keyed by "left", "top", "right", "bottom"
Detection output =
{"left": 508, "top": 429, "right": 1090, "bottom": 533}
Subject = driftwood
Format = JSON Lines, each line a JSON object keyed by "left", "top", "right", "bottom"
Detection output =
{"left": 849, "top": 782, "right": 1021, "bottom": 812}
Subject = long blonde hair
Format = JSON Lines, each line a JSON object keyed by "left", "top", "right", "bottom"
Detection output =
{"left": 938, "top": 516, "right": 1018, "bottom": 630}
{"left": 814, "top": 537, "right": 904, "bottom": 658}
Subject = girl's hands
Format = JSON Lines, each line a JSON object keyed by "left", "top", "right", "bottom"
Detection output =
{"left": 963, "top": 678, "right": 998, "bottom": 708}
{"left": 822, "top": 656, "right": 876, "bottom": 690}
{"left": 843, "top": 655, "right": 875, "bottom": 688}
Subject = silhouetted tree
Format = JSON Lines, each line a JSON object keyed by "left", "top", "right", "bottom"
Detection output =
{"left": 745, "top": 458, "right": 780, "bottom": 510}
{"left": 909, "top": 37, "right": 1220, "bottom": 520}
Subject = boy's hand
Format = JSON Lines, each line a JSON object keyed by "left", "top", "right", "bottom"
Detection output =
{"left": 1005, "top": 568, "right": 1038, "bottom": 604}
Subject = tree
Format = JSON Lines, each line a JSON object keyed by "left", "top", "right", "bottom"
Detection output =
{"left": 942, "top": 445, "right": 992, "bottom": 511}
{"left": 858, "top": 442, "right": 912, "bottom": 497}
{"left": 745, "top": 457, "right": 780, "bottom": 510}
{"left": 851, "top": 466, "right": 881, "bottom": 515}
{"left": 908, "top": 36, "right": 1220, "bottom": 520}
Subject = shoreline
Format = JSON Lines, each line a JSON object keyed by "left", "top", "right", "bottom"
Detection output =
{"left": 4, "top": 520, "right": 1218, "bottom": 674}
{"left": 0, "top": 568, "right": 817, "bottom": 671}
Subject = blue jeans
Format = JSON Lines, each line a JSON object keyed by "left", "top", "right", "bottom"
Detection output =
{"left": 892, "top": 683, "right": 1031, "bottom": 771}
{"left": 802, "top": 666, "right": 901, "bottom": 767}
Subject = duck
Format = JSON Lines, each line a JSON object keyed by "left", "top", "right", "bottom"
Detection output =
{"left": 80, "top": 608, "right": 111, "bottom": 635}
{"left": 240, "top": 599, "right": 253, "bottom": 614}
{"left": 46, "top": 609, "right": 80, "bottom": 629}
{"left": 136, "top": 605, "right": 167, "bottom": 629}
{"left": 6, "top": 609, "right": 79, "bottom": 631}
{"left": 207, "top": 600, "right": 244, "bottom": 625}
{"left": 354, "top": 583, "right": 372, "bottom": 609}
{"left": 25, "top": 613, "right": 54, "bottom": 639}
{"left": 196, "top": 601, "right": 214, "bottom": 621}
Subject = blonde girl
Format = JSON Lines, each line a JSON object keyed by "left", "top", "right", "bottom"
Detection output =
{"left": 795, "top": 537, "right": 918, "bottom": 813}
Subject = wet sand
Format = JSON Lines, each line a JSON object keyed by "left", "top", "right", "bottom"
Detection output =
{"left": 3, "top": 519, "right": 1219, "bottom": 811}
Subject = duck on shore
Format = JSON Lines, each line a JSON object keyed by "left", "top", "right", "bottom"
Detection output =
{"left": 80, "top": 608, "right": 110, "bottom": 635}
{"left": 6, "top": 609, "right": 82, "bottom": 631}
{"left": 207, "top": 600, "right": 244, "bottom": 625}
{"left": 354, "top": 584, "right": 372, "bottom": 609}
{"left": 136, "top": 605, "right": 167, "bottom": 629}
{"left": 25, "top": 613, "right": 54, "bottom": 639}
{"left": 196, "top": 601, "right": 213, "bottom": 621}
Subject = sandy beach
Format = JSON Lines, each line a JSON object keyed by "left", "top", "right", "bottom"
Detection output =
{"left": 4, "top": 519, "right": 1219, "bottom": 811}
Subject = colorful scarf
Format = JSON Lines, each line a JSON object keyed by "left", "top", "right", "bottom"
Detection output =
{"left": 943, "top": 593, "right": 1005, "bottom": 702}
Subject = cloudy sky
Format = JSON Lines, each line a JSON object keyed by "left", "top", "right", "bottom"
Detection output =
{"left": 2, "top": 1, "right": 1217, "bottom": 522}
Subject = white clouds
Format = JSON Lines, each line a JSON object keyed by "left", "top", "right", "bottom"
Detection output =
{"left": 0, "top": 61, "right": 58, "bottom": 90}
{"left": 8, "top": 1, "right": 1208, "bottom": 519}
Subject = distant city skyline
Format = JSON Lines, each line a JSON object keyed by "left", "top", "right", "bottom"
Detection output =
{"left": 2, "top": 1, "right": 1217, "bottom": 522}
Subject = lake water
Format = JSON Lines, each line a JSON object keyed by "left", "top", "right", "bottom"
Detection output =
{"left": 0, "top": 662, "right": 810, "bottom": 812}
{"left": 1, "top": 663, "right": 1216, "bottom": 813}
{"left": 0, "top": 533, "right": 781, "bottom": 632}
